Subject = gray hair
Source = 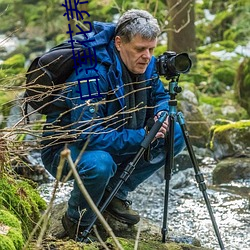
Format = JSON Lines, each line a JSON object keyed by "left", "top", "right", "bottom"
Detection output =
{"left": 115, "top": 9, "right": 160, "bottom": 43}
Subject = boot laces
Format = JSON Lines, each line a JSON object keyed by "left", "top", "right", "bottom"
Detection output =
{"left": 123, "top": 200, "right": 132, "bottom": 209}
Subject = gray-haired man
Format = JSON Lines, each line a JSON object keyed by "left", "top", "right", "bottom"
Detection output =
{"left": 41, "top": 9, "right": 185, "bottom": 241}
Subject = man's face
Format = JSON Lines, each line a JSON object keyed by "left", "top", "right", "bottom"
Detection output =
{"left": 115, "top": 35, "right": 157, "bottom": 74}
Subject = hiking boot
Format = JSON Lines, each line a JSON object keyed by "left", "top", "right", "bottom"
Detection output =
{"left": 105, "top": 196, "right": 140, "bottom": 225}
{"left": 61, "top": 213, "right": 97, "bottom": 243}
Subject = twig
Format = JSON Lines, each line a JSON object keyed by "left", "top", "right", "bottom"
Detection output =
{"left": 134, "top": 220, "right": 142, "bottom": 250}
{"left": 61, "top": 148, "right": 124, "bottom": 250}
{"left": 22, "top": 154, "right": 65, "bottom": 249}
{"left": 93, "top": 225, "right": 110, "bottom": 250}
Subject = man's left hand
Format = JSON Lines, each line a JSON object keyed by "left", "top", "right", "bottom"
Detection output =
{"left": 154, "top": 111, "right": 169, "bottom": 139}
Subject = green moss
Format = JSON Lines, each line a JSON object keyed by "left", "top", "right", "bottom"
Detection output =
{"left": 199, "top": 95, "right": 224, "bottom": 107}
{"left": 0, "top": 175, "right": 47, "bottom": 239}
{"left": 0, "top": 209, "right": 21, "bottom": 229}
{"left": 106, "top": 237, "right": 206, "bottom": 250}
{"left": 1, "top": 54, "right": 25, "bottom": 69}
{"left": 209, "top": 120, "right": 250, "bottom": 150}
{"left": 0, "top": 235, "right": 16, "bottom": 250}
{"left": 0, "top": 209, "right": 24, "bottom": 249}
{"left": 213, "top": 67, "right": 235, "bottom": 86}
{"left": 213, "top": 120, "right": 250, "bottom": 133}
{"left": 7, "top": 228, "right": 24, "bottom": 249}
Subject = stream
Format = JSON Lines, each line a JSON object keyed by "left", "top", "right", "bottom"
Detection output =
{"left": 38, "top": 155, "right": 250, "bottom": 250}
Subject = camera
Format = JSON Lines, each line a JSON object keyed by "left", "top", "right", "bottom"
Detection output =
{"left": 156, "top": 51, "right": 192, "bottom": 79}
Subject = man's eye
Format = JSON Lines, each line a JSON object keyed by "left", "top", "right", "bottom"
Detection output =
{"left": 136, "top": 48, "right": 144, "bottom": 52}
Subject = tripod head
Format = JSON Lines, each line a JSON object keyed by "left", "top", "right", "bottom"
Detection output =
{"left": 156, "top": 51, "right": 192, "bottom": 100}
{"left": 168, "top": 76, "right": 182, "bottom": 100}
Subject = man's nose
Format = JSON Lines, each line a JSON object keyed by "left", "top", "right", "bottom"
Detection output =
{"left": 142, "top": 49, "right": 151, "bottom": 59}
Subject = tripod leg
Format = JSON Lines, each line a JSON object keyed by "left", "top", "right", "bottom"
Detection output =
{"left": 177, "top": 112, "right": 225, "bottom": 250}
{"left": 162, "top": 114, "right": 175, "bottom": 243}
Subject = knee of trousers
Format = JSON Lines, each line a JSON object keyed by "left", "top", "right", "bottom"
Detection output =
{"left": 77, "top": 150, "right": 117, "bottom": 182}
{"left": 174, "top": 123, "right": 186, "bottom": 155}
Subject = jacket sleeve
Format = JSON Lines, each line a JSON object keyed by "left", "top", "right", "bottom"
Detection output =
{"left": 66, "top": 74, "right": 146, "bottom": 156}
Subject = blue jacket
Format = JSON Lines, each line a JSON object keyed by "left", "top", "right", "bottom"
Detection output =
{"left": 44, "top": 21, "right": 170, "bottom": 156}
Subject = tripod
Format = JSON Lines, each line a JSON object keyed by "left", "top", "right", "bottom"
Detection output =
{"left": 82, "top": 77, "right": 225, "bottom": 250}
{"left": 161, "top": 77, "right": 225, "bottom": 249}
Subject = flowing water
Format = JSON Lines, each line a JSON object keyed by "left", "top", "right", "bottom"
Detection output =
{"left": 38, "top": 156, "right": 250, "bottom": 250}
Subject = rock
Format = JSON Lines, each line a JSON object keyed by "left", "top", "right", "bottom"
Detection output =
{"left": 44, "top": 202, "right": 212, "bottom": 250}
{"left": 213, "top": 157, "right": 250, "bottom": 184}
{"left": 209, "top": 120, "right": 250, "bottom": 160}
{"left": 179, "top": 100, "right": 211, "bottom": 148}
{"left": 170, "top": 168, "right": 193, "bottom": 189}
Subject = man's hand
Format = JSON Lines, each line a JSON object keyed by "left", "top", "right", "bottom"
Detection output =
{"left": 154, "top": 111, "right": 169, "bottom": 139}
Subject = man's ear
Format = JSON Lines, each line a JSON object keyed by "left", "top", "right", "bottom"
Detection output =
{"left": 115, "top": 36, "right": 122, "bottom": 51}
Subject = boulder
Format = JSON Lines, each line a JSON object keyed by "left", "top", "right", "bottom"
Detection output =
{"left": 42, "top": 201, "right": 211, "bottom": 250}
{"left": 179, "top": 100, "right": 211, "bottom": 148}
{"left": 209, "top": 120, "right": 250, "bottom": 160}
{"left": 213, "top": 157, "right": 250, "bottom": 184}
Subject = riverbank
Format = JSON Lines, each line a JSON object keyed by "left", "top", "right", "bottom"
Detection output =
{"left": 38, "top": 155, "right": 250, "bottom": 250}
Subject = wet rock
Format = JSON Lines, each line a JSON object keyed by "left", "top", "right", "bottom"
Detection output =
{"left": 213, "top": 157, "right": 250, "bottom": 184}
{"left": 209, "top": 119, "right": 250, "bottom": 160}
{"left": 45, "top": 202, "right": 210, "bottom": 250}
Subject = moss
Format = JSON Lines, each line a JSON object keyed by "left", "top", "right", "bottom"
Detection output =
{"left": 0, "top": 209, "right": 24, "bottom": 249}
{"left": 0, "top": 209, "right": 21, "bottom": 229}
{"left": 209, "top": 120, "right": 250, "bottom": 151}
{"left": 199, "top": 95, "right": 224, "bottom": 107}
{"left": 213, "top": 67, "right": 235, "bottom": 86}
{"left": 106, "top": 237, "right": 208, "bottom": 250}
{"left": 7, "top": 228, "right": 24, "bottom": 249}
{"left": 1, "top": 54, "right": 25, "bottom": 69}
{"left": 0, "top": 174, "right": 47, "bottom": 239}
{"left": 213, "top": 120, "right": 250, "bottom": 133}
{"left": 0, "top": 235, "right": 16, "bottom": 250}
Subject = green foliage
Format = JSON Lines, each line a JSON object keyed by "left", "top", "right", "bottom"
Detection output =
{"left": 0, "top": 209, "right": 24, "bottom": 250}
{"left": 0, "top": 54, "right": 26, "bottom": 84}
{"left": 196, "top": 0, "right": 250, "bottom": 48}
{"left": 213, "top": 67, "right": 235, "bottom": 86}
{"left": 0, "top": 235, "right": 16, "bottom": 250}
{"left": 0, "top": 175, "right": 47, "bottom": 239}
{"left": 1, "top": 54, "right": 25, "bottom": 69}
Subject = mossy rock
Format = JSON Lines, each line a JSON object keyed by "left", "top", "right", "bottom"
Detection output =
{"left": 0, "top": 209, "right": 24, "bottom": 250}
{"left": 199, "top": 92, "right": 248, "bottom": 122}
{"left": 0, "top": 174, "right": 47, "bottom": 239}
{"left": 106, "top": 237, "right": 210, "bottom": 250}
{"left": 213, "top": 157, "right": 250, "bottom": 184}
{"left": 209, "top": 120, "right": 250, "bottom": 160}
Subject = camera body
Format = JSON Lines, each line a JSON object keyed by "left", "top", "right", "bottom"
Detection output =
{"left": 156, "top": 51, "right": 192, "bottom": 79}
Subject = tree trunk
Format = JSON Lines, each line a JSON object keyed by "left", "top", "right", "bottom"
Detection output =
{"left": 69, "top": 0, "right": 89, "bottom": 35}
{"left": 167, "top": 0, "right": 196, "bottom": 62}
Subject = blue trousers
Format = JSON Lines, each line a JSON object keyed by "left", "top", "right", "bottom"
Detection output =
{"left": 41, "top": 123, "right": 185, "bottom": 226}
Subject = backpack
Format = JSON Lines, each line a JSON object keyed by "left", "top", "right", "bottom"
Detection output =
{"left": 24, "top": 35, "right": 87, "bottom": 115}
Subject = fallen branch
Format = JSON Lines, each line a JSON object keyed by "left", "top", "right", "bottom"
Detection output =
{"left": 62, "top": 148, "right": 124, "bottom": 250}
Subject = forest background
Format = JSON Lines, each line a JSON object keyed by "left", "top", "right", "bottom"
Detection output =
{"left": 0, "top": 0, "right": 250, "bottom": 125}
